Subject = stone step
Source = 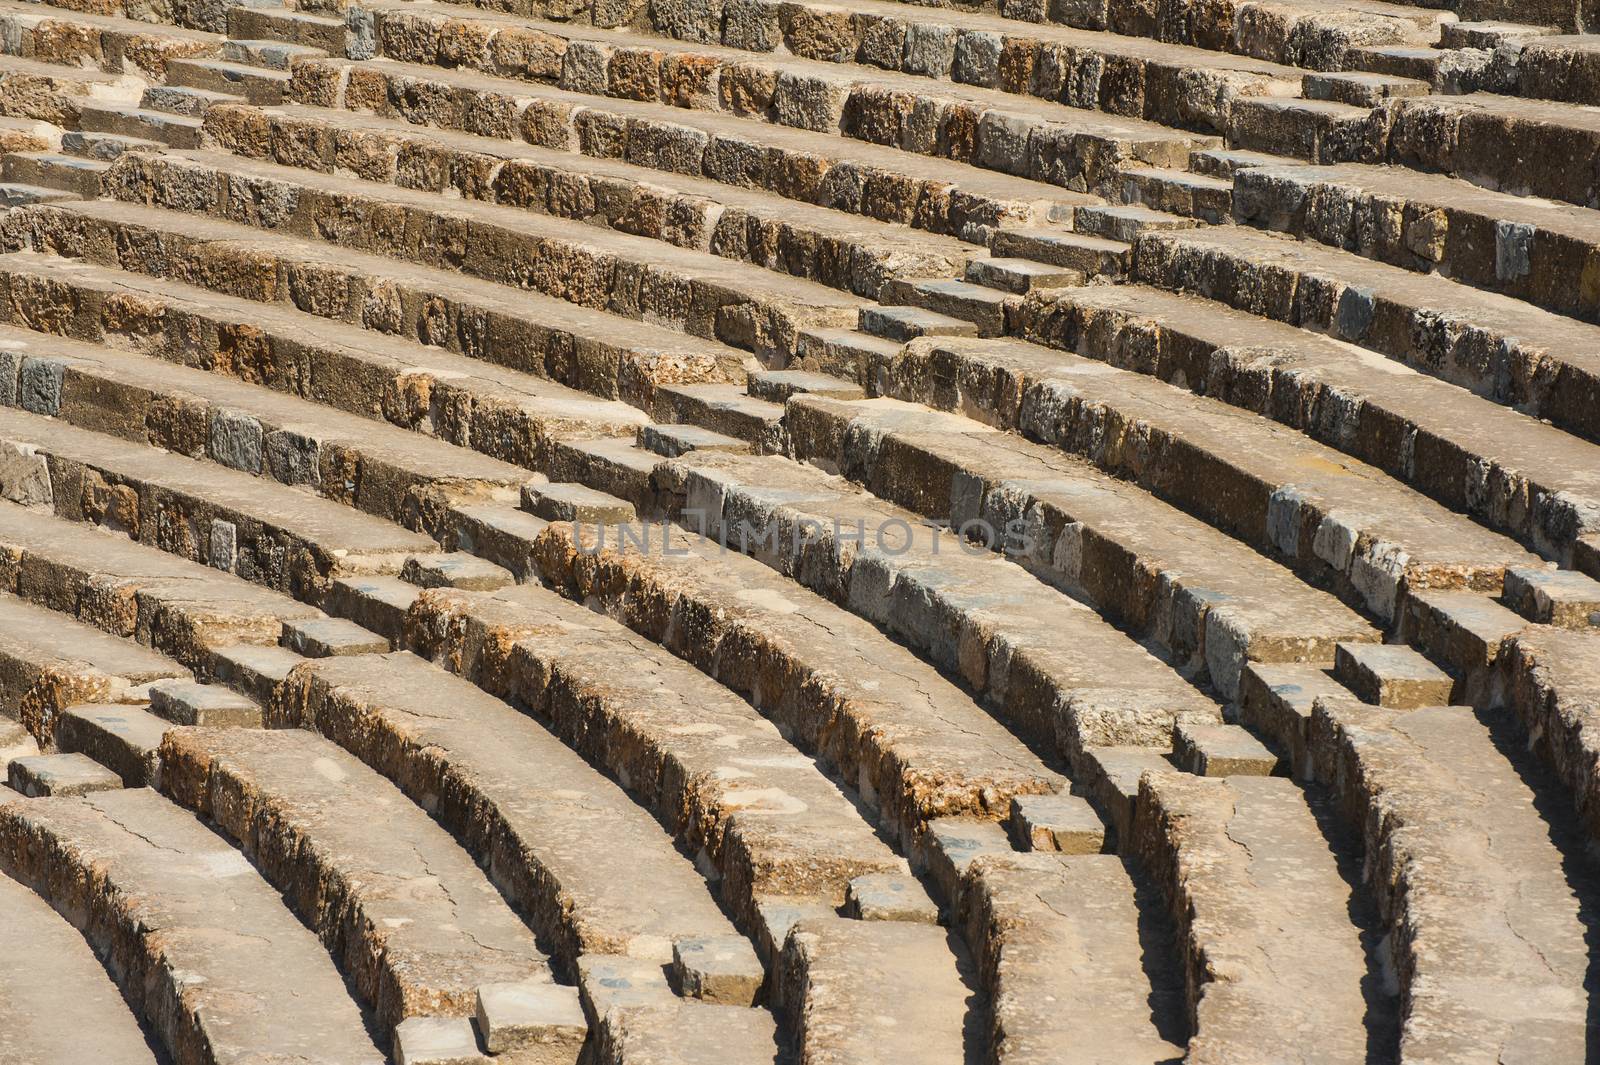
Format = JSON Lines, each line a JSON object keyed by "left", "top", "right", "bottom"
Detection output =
{"left": 221, "top": 37, "right": 325, "bottom": 70}
{"left": 366, "top": 0, "right": 1306, "bottom": 136}
{"left": 1506, "top": 626, "right": 1600, "bottom": 845}
{"left": 1031, "top": 0, "right": 1447, "bottom": 68}
{"left": 0, "top": 248, "right": 654, "bottom": 466}
{"left": 276, "top": 650, "right": 757, "bottom": 978}
{"left": 140, "top": 83, "right": 242, "bottom": 116}
{"left": 212, "top": 104, "right": 980, "bottom": 302}
{"left": 1113, "top": 164, "right": 1234, "bottom": 223}
{"left": 0, "top": 309, "right": 532, "bottom": 528}
{"left": 59, "top": 129, "right": 160, "bottom": 159}
{"left": 1311, "top": 699, "right": 1596, "bottom": 1061}
{"left": 810, "top": 333, "right": 1541, "bottom": 621}
{"left": 886, "top": 277, "right": 1014, "bottom": 335}
{"left": 159, "top": 726, "right": 562, "bottom": 1035}
{"left": 1385, "top": 92, "right": 1600, "bottom": 209}
{"left": 0, "top": 498, "right": 324, "bottom": 674}
{"left": 0, "top": 150, "right": 103, "bottom": 195}
{"left": 54, "top": 702, "right": 169, "bottom": 787}
{"left": 1234, "top": 160, "right": 1600, "bottom": 331}
{"left": 0, "top": 113, "right": 52, "bottom": 154}
{"left": 0, "top": 54, "right": 142, "bottom": 126}
{"left": 1016, "top": 283, "right": 1600, "bottom": 566}
{"left": 280, "top": 614, "right": 389, "bottom": 657}
{"left": 528, "top": 513, "right": 1066, "bottom": 849}
{"left": 657, "top": 449, "right": 1223, "bottom": 763}
{"left": 1395, "top": 586, "right": 1530, "bottom": 700}
{"left": 355, "top": 6, "right": 1220, "bottom": 190}
{"left": 1503, "top": 566, "right": 1600, "bottom": 628}
{"left": 1189, "top": 146, "right": 1298, "bottom": 178}
{"left": 0, "top": 864, "right": 161, "bottom": 1064}
{"left": 1073, "top": 201, "right": 1198, "bottom": 241}
{"left": 1441, "top": 21, "right": 1560, "bottom": 50}
{"left": 784, "top": 395, "right": 1380, "bottom": 700}
{"left": 775, "top": 918, "right": 971, "bottom": 1065}
{"left": 637, "top": 421, "right": 750, "bottom": 457}
{"left": 1345, "top": 44, "right": 1495, "bottom": 94}
{"left": 227, "top": 5, "right": 346, "bottom": 52}
{"left": 1133, "top": 772, "right": 1385, "bottom": 1060}
{"left": 1238, "top": 660, "right": 1352, "bottom": 779}
{"left": 1334, "top": 641, "right": 1456, "bottom": 707}
{"left": 402, "top": 550, "right": 516, "bottom": 591}
{"left": 746, "top": 368, "right": 865, "bottom": 403}
{"left": 327, "top": 574, "right": 419, "bottom": 644}
{"left": 8, "top": 751, "right": 123, "bottom": 795}
{"left": 1170, "top": 721, "right": 1280, "bottom": 776}
{"left": 0, "top": 589, "right": 188, "bottom": 744}
{"left": 0, "top": 1, "right": 221, "bottom": 80}
{"left": 963, "top": 255, "right": 1082, "bottom": 293}
{"left": 402, "top": 582, "right": 909, "bottom": 924}
{"left": 1301, "top": 68, "right": 1432, "bottom": 107}
{"left": 164, "top": 57, "right": 290, "bottom": 104}
{"left": 1492, "top": 33, "right": 1600, "bottom": 105}
{"left": 859, "top": 305, "right": 978, "bottom": 342}
{"left": 652, "top": 382, "right": 786, "bottom": 450}
{"left": 1225, "top": 96, "right": 1388, "bottom": 164}
{"left": 1009, "top": 792, "right": 1104, "bottom": 853}
{"left": 988, "top": 226, "right": 1131, "bottom": 276}
{"left": 0, "top": 180, "right": 75, "bottom": 205}
{"left": 964, "top": 852, "right": 1184, "bottom": 1065}
{"left": 521, "top": 482, "right": 636, "bottom": 524}
{"left": 77, "top": 103, "right": 202, "bottom": 147}
{"left": 577, "top": 956, "right": 780, "bottom": 1064}
{"left": 0, "top": 404, "right": 438, "bottom": 604}
{"left": 1145, "top": 222, "right": 1600, "bottom": 444}
{"left": 0, "top": 787, "right": 386, "bottom": 1064}
{"left": 150, "top": 678, "right": 263, "bottom": 727}
{"left": 99, "top": 148, "right": 863, "bottom": 364}
{"left": 284, "top": 55, "right": 1099, "bottom": 240}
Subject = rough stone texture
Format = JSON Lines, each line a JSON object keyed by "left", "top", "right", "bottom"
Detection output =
{"left": 1, "top": 1, "right": 1599, "bottom": 1061}
{"left": 0, "top": 787, "right": 386, "bottom": 1065}
{"left": 159, "top": 726, "right": 555, "bottom": 1032}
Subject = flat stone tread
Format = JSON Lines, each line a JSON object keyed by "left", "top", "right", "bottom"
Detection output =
{"left": 0, "top": 787, "right": 385, "bottom": 1064}
{"left": 0, "top": 312, "right": 530, "bottom": 489}
{"left": 966, "top": 852, "right": 1184, "bottom": 1065}
{"left": 0, "top": 51, "right": 143, "bottom": 87}
{"left": 783, "top": 917, "right": 971, "bottom": 1065}
{"left": 1402, "top": 89, "right": 1600, "bottom": 133}
{"left": 240, "top": 102, "right": 980, "bottom": 267}
{"left": 916, "top": 334, "right": 1539, "bottom": 572}
{"left": 0, "top": 589, "right": 187, "bottom": 687}
{"left": 148, "top": 147, "right": 867, "bottom": 316}
{"left": 535, "top": 514, "right": 1064, "bottom": 825}
{"left": 160, "top": 725, "right": 556, "bottom": 1011}
{"left": 1143, "top": 222, "right": 1600, "bottom": 383}
{"left": 1252, "top": 159, "right": 1600, "bottom": 245}
{"left": 306, "top": 55, "right": 1101, "bottom": 211}
{"left": 421, "top": 582, "right": 906, "bottom": 899}
{"left": 1048, "top": 283, "right": 1600, "bottom": 506}
{"left": 0, "top": 867, "right": 159, "bottom": 1065}
{"left": 0, "top": 248, "right": 656, "bottom": 434}
{"left": 0, "top": 404, "right": 438, "bottom": 558}
{"left": 279, "top": 650, "right": 745, "bottom": 961}
{"left": 32, "top": 196, "right": 748, "bottom": 386}
{"left": 383, "top": 2, "right": 1224, "bottom": 149}
{"left": 1139, "top": 772, "right": 1371, "bottom": 1063}
{"left": 670, "top": 448, "right": 1221, "bottom": 747}
{"left": 0, "top": 0, "right": 223, "bottom": 43}
{"left": 1319, "top": 701, "right": 1595, "bottom": 1061}
{"left": 794, "top": 393, "right": 1379, "bottom": 647}
{"left": 387, "top": 0, "right": 1305, "bottom": 82}
{"left": 0, "top": 498, "right": 323, "bottom": 635}
{"left": 169, "top": 57, "right": 291, "bottom": 81}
